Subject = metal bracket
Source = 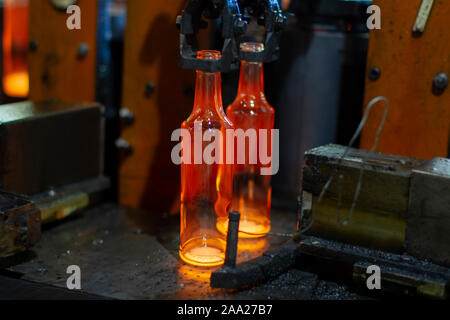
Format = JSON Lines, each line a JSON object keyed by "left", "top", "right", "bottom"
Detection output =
{"left": 177, "top": 0, "right": 243, "bottom": 72}
{"left": 412, "top": 0, "right": 435, "bottom": 34}
{"left": 177, "top": 0, "right": 287, "bottom": 72}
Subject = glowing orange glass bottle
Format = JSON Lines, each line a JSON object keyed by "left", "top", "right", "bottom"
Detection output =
{"left": 179, "top": 50, "right": 234, "bottom": 267}
{"left": 3, "top": 0, "right": 29, "bottom": 97}
{"left": 217, "top": 43, "right": 274, "bottom": 238}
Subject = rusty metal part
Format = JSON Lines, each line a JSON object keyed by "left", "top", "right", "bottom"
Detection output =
{"left": 406, "top": 158, "right": 450, "bottom": 268}
{"left": 31, "top": 176, "right": 110, "bottom": 224}
{"left": 0, "top": 192, "right": 41, "bottom": 258}
{"left": 224, "top": 211, "right": 240, "bottom": 268}
{"left": 354, "top": 261, "right": 447, "bottom": 299}
{"left": 301, "top": 144, "right": 450, "bottom": 268}
{"left": 210, "top": 240, "right": 298, "bottom": 290}
{"left": 362, "top": 0, "right": 450, "bottom": 159}
{"left": 29, "top": 0, "right": 97, "bottom": 102}
{"left": 301, "top": 144, "right": 424, "bottom": 253}
{"left": 299, "top": 236, "right": 450, "bottom": 299}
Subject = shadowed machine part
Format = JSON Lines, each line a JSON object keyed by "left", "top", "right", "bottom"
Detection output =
{"left": 224, "top": 211, "right": 241, "bottom": 268}
{"left": 211, "top": 144, "right": 450, "bottom": 299}
{"left": 267, "top": 0, "right": 371, "bottom": 209}
{"left": 0, "top": 192, "right": 40, "bottom": 258}
{"left": 0, "top": 100, "right": 110, "bottom": 256}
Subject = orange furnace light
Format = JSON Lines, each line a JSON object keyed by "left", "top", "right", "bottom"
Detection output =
{"left": 3, "top": 71, "right": 29, "bottom": 97}
{"left": 3, "top": 0, "right": 29, "bottom": 98}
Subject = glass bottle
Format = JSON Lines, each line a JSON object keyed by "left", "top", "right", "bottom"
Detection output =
{"left": 3, "top": 0, "right": 29, "bottom": 97}
{"left": 217, "top": 42, "right": 274, "bottom": 238}
{"left": 179, "top": 50, "right": 234, "bottom": 267}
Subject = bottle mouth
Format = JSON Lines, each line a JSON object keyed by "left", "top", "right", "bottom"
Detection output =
{"left": 240, "top": 42, "right": 264, "bottom": 53}
{"left": 197, "top": 50, "right": 222, "bottom": 60}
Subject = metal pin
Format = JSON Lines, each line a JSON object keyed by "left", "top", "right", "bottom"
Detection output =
{"left": 412, "top": 0, "right": 435, "bottom": 34}
{"left": 224, "top": 211, "right": 240, "bottom": 268}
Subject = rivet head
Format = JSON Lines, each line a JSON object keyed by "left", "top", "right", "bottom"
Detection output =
{"left": 115, "top": 138, "right": 133, "bottom": 156}
{"left": 77, "top": 43, "right": 90, "bottom": 59}
{"left": 29, "top": 40, "right": 38, "bottom": 52}
{"left": 119, "top": 108, "right": 135, "bottom": 126}
{"left": 145, "top": 82, "right": 156, "bottom": 96}
{"left": 368, "top": 67, "right": 381, "bottom": 81}
{"left": 433, "top": 72, "right": 448, "bottom": 90}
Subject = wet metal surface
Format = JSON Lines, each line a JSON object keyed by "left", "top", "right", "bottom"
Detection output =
{"left": 3, "top": 204, "right": 364, "bottom": 300}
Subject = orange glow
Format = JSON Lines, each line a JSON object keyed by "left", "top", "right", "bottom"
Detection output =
{"left": 179, "top": 236, "right": 226, "bottom": 267}
{"left": 179, "top": 50, "right": 233, "bottom": 267}
{"left": 225, "top": 42, "right": 274, "bottom": 238}
{"left": 178, "top": 264, "right": 217, "bottom": 283}
{"left": 176, "top": 264, "right": 221, "bottom": 299}
{"left": 237, "top": 237, "right": 268, "bottom": 254}
{"left": 3, "top": 71, "right": 29, "bottom": 97}
{"left": 216, "top": 212, "right": 270, "bottom": 239}
{"left": 3, "top": 0, "right": 29, "bottom": 97}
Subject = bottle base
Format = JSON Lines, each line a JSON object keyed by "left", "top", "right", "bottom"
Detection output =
{"left": 179, "top": 236, "right": 225, "bottom": 267}
{"left": 216, "top": 217, "right": 270, "bottom": 239}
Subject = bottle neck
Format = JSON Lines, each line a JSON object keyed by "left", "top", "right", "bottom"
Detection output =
{"left": 193, "top": 70, "right": 223, "bottom": 113}
{"left": 237, "top": 61, "right": 264, "bottom": 98}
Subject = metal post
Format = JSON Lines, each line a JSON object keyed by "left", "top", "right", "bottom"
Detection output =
{"left": 224, "top": 211, "right": 240, "bottom": 268}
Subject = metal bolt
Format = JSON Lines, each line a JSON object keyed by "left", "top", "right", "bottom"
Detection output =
{"left": 368, "top": 67, "right": 381, "bottom": 81}
{"left": 145, "top": 82, "right": 156, "bottom": 95}
{"left": 29, "top": 40, "right": 38, "bottom": 52}
{"left": 115, "top": 138, "right": 133, "bottom": 155}
{"left": 77, "top": 43, "right": 90, "bottom": 59}
{"left": 119, "top": 108, "right": 135, "bottom": 126}
{"left": 433, "top": 73, "right": 448, "bottom": 90}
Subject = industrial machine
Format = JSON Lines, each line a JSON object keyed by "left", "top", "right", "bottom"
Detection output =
{"left": 0, "top": 0, "right": 449, "bottom": 302}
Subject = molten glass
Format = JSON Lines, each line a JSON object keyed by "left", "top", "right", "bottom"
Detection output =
{"left": 3, "top": 0, "right": 29, "bottom": 97}
{"left": 179, "top": 50, "right": 234, "bottom": 267}
{"left": 217, "top": 42, "right": 274, "bottom": 238}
